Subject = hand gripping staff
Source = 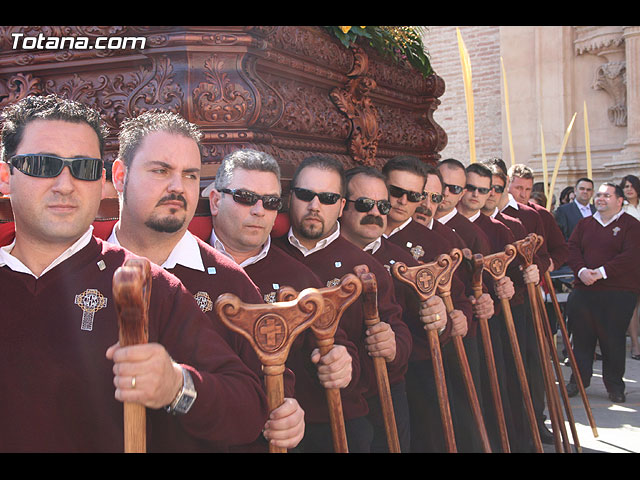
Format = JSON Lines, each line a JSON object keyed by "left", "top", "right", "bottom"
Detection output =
{"left": 464, "top": 246, "right": 543, "bottom": 453}
{"left": 353, "top": 264, "right": 401, "bottom": 453}
{"left": 391, "top": 253, "right": 458, "bottom": 453}
{"left": 462, "top": 248, "right": 510, "bottom": 453}
{"left": 543, "top": 269, "right": 598, "bottom": 438}
{"left": 215, "top": 288, "right": 325, "bottom": 453}
{"left": 112, "top": 258, "right": 152, "bottom": 453}
{"left": 276, "top": 273, "right": 362, "bottom": 453}
{"left": 435, "top": 248, "right": 492, "bottom": 453}
{"left": 514, "top": 234, "right": 570, "bottom": 453}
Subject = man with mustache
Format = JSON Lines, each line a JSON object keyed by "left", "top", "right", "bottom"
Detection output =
{"left": 107, "top": 112, "right": 302, "bottom": 451}
{"left": 0, "top": 94, "right": 268, "bottom": 452}
{"left": 339, "top": 166, "right": 449, "bottom": 452}
{"left": 274, "top": 155, "right": 412, "bottom": 452}
{"left": 203, "top": 148, "right": 358, "bottom": 452}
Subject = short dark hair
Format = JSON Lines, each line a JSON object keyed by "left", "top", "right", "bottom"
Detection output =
{"left": 601, "top": 182, "right": 624, "bottom": 199}
{"left": 620, "top": 174, "right": 640, "bottom": 197}
{"left": 466, "top": 162, "right": 492, "bottom": 180}
{"left": 438, "top": 158, "right": 466, "bottom": 172}
{"left": 481, "top": 158, "right": 508, "bottom": 185}
{"left": 291, "top": 155, "right": 346, "bottom": 196}
{"left": 118, "top": 110, "right": 202, "bottom": 168}
{"left": 1, "top": 93, "right": 109, "bottom": 162}
{"left": 382, "top": 155, "right": 431, "bottom": 182}
{"left": 575, "top": 177, "right": 594, "bottom": 187}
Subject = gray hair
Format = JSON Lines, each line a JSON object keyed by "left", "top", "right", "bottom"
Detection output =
{"left": 214, "top": 149, "right": 281, "bottom": 192}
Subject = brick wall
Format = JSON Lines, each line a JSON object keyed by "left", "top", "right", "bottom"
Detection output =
{"left": 423, "top": 26, "right": 503, "bottom": 164}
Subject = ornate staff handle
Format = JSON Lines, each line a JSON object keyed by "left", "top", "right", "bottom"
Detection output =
{"left": 436, "top": 248, "right": 491, "bottom": 453}
{"left": 276, "top": 273, "right": 362, "bottom": 453}
{"left": 462, "top": 248, "right": 510, "bottom": 453}
{"left": 353, "top": 264, "right": 401, "bottom": 453}
{"left": 113, "top": 257, "right": 152, "bottom": 454}
{"left": 391, "top": 253, "right": 457, "bottom": 453}
{"left": 215, "top": 288, "right": 324, "bottom": 453}
{"left": 478, "top": 245, "right": 543, "bottom": 452}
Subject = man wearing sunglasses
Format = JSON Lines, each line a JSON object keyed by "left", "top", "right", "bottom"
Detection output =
{"left": 339, "top": 166, "right": 450, "bottom": 452}
{"left": 204, "top": 149, "right": 359, "bottom": 452}
{"left": 274, "top": 155, "right": 410, "bottom": 452}
{"left": 380, "top": 155, "right": 500, "bottom": 452}
{"left": 436, "top": 158, "right": 493, "bottom": 258}
{"left": 481, "top": 158, "right": 554, "bottom": 446}
{"left": 0, "top": 94, "right": 269, "bottom": 452}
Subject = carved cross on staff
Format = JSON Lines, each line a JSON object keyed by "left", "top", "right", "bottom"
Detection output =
{"left": 215, "top": 288, "right": 325, "bottom": 453}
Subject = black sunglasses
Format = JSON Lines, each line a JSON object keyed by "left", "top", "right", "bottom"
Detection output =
{"left": 465, "top": 184, "right": 491, "bottom": 195}
{"left": 423, "top": 191, "right": 444, "bottom": 204}
{"left": 346, "top": 197, "right": 392, "bottom": 215}
{"left": 444, "top": 183, "right": 465, "bottom": 195}
{"left": 388, "top": 184, "right": 424, "bottom": 203}
{"left": 9, "top": 154, "right": 103, "bottom": 181}
{"left": 292, "top": 187, "right": 341, "bottom": 205}
{"left": 220, "top": 188, "right": 283, "bottom": 211}
{"left": 491, "top": 184, "right": 505, "bottom": 194}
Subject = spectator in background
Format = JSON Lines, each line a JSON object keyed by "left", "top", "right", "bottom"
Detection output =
{"left": 554, "top": 178, "right": 595, "bottom": 242}
{"left": 559, "top": 186, "right": 575, "bottom": 206}
{"left": 529, "top": 191, "right": 547, "bottom": 208}
{"left": 620, "top": 174, "right": 640, "bottom": 360}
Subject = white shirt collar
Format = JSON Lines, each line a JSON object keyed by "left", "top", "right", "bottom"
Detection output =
{"left": 467, "top": 210, "right": 482, "bottom": 223}
{"left": 592, "top": 209, "right": 624, "bottom": 227}
{"left": 489, "top": 206, "right": 499, "bottom": 218}
{"left": 287, "top": 222, "right": 341, "bottom": 257}
{"left": 209, "top": 226, "right": 271, "bottom": 268}
{"left": 426, "top": 217, "right": 434, "bottom": 230}
{"left": 436, "top": 207, "right": 457, "bottom": 225}
{"left": 502, "top": 193, "right": 519, "bottom": 212}
{"left": 363, "top": 236, "right": 382, "bottom": 255}
{"left": 108, "top": 222, "right": 204, "bottom": 271}
{"left": 574, "top": 199, "right": 593, "bottom": 217}
{"left": 383, "top": 216, "right": 412, "bottom": 239}
{"left": 0, "top": 226, "right": 94, "bottom": 278}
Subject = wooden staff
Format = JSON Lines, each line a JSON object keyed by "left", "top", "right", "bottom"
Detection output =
{"left": 353, "top": 264, "right": 401, "bottom": 453}
{"left": 463, "top": 248, "right": 510, "bottom": 453}
{"left": 479, "top": 245, "right": 543, "bottom": 453}
{"left": 277, "top": 274, "right": 362, "bottom": 453}
{"left": 514, "top": 234, "right": 566, "bottom": 453}
{"left": 113, "top": 257, "right": 152, "bottom": 454}
{"left": 215, "top": 288, "right": 325, "bottom": 453}
{"left": 391, "top": 254, "right": 457, "bottom": 452}
{"left": 436, "top": 248, "right": 492, "bottom": 453}
{"left": 535, "top": 287, "right": 580, "bottom": 452}
{"left": 544, "top": 270, "right": 598, "bottom": 438}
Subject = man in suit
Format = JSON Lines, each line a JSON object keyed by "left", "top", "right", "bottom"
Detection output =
{"left": 554, "top": 178, "right": 595, "bottom": 241}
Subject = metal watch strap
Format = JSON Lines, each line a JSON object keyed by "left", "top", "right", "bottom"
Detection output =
{"left": 165, "top": 367, "right": 197, "bottom": 415}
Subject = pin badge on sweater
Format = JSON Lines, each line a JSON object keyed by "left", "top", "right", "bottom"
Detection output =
{"left": 75, "top": 289, "right": 108, "bottom": 331}
{"left": 613, "top": 226, "right": 621, "bottom": 236}
{"left": 194, "top": 291, "right": 213, "bottom": 313}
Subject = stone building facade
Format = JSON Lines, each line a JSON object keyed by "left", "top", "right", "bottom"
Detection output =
{"left": 423, "top": 26, "right": 640, "bottom": 201}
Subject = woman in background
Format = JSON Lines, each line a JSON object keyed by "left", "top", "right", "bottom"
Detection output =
{"left": 620, "top": 174, "right": 640, "bottom": 360}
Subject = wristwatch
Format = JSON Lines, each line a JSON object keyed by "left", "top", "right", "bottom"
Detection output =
{"left": 165, "top": 366, "right": 197, "bottom": 415}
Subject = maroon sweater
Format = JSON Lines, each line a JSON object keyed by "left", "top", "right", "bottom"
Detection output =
{"left": 274, "top": 233, "right": 411, "bottom": 407}
{"left": 242, "top": 243, "right": 363, "bottom": 424}
{"left": 502, "top": 201, "right": 551, "bottom": 274}
{"left": 442, "top": 211, "right": 491, "bottom": 256}
{"left": 0, "top": 237, "right": 268, "bottom": 452}
{"left": 385, "top": 219, "right": 477, "bottom": 336}
{"left": 528, "top": 201, "right": 569, "bottom": 270}
{"left": 492, "top": 211, "right": 528, "bottom": 306}
{"left": 567, "top": 212, "right": 640, "bottom": 293}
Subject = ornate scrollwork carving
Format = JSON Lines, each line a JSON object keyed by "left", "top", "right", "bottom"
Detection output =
{"left": 593, "top": 61, "right": 627, "bottom": 126}
{"left": 193, "top": 54, "right": 254, "bottom": 124}
{"left": 0, "top": 73, "right": 43, "bottom": 108}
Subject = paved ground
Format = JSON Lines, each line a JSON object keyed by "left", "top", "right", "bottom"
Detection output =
{"left": 540, "top": 335, "right": 639, "bottom": 454}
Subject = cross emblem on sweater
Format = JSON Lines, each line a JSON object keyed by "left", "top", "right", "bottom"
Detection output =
{"left": 74, "top": 288, "right": 108, "bottom": 331}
